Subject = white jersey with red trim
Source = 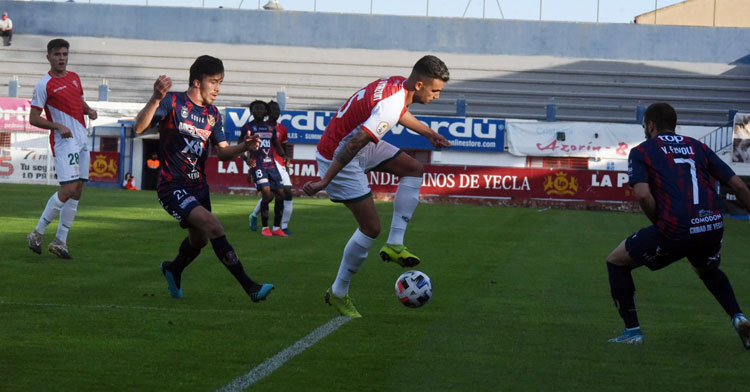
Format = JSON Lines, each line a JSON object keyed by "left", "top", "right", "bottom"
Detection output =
{"left": 272, "top": 122, "right": 288, "bottom": 166}
{"left": 317, "top": 76, "right": 408, "bottom": 160}
{"left": 31, "top": 71, "right": 88, "bottom": 152}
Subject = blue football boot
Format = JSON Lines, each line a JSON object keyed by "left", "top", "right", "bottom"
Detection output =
{"left": 608, "top": 327, "right": 643, "bottom": 344}
{"left": 160, "top": 262, "right": 183, "bottom": 299}
{"left": 732, "top": 313, "right": 750, "bottom": 350}
{"left": 250, "top": 283, "right": 274, "bottom": 302}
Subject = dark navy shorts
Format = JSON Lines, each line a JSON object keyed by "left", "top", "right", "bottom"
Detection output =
{"left": 625, "top": 225, "right": 722, "bottom": 271}
{"left": 158, "top": 186, "right": 212, "bottom": 229}
{"left": 252, "top": 166, "right": 283, "bottom": 191}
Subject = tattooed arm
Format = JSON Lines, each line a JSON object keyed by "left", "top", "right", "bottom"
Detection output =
{"left": 302, "top": 127, "right": 373, "bottom": 196}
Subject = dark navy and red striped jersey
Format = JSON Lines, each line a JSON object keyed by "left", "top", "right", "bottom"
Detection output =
{"left": 152, "top": 92, "right": 225, "bottom": 196}
{"left": 628, "top": 132, "right": 735, "bottom": 241}
{"left": 242, "top": 120, "right": 277, "bottom": 171}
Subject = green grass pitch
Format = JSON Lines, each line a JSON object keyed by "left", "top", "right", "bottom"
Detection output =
{"left": 1, "top": 183, "right": 749, "bottom": 391}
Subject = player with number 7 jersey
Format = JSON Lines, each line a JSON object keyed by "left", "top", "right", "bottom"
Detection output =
{"left": 606, "top": 103, "right": 750, "bottom": 349}
{"left": 628, "top": 127, "right": 734, "bottom": 242}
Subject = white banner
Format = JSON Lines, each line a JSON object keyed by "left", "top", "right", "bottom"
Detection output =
{"left": 506, "top": 121, "right": 644, "bottom": 159}
{"left": 0, "top": 148, "right": 56, "bottom": 185}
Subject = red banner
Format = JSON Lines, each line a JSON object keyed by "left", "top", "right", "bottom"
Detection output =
{"left": 206, "top": 158, "right": 634, "bottom": 204}
{"left": 89, "top": 151, "right": 119, "bottom": 183}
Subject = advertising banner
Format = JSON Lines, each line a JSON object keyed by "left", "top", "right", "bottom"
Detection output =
{"left": 0, "top": 97, "right": 45, "bottom": 132}
{"left": 0, "top": 148, "right": 53, "bottom": 184}
{"left": 0, "top": 149, "right": 119, "bottom": 184}
{"left": 205, "top": 158, "right": 633, "bottom": 203}
{"left": 224, "top": 108, "right": 505, "bottom": 152}
{"left": 731, "top": 112, "right": 750, "bottom": 163}
{"left": 507, "top": 121, "right": 643, "bottom": 159}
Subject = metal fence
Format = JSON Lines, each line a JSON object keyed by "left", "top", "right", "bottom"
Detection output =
{"left": 700, "top": 125, "right": 734, "bottom": 153}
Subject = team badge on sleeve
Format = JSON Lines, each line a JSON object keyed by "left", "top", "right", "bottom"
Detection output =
{"left": 376, "top": 121, "right": 390, "bottom": 135}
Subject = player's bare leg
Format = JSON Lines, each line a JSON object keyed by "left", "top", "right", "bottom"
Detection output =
{"left": 378, "top": 153, "right": 424, "bottom": 267}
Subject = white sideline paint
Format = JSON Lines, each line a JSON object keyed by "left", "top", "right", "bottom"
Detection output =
{"left": 217, "top": 316, "right": 354, "bottom": 392}
{"left": 3, "top": 302, "right": 354, "bottom": 389}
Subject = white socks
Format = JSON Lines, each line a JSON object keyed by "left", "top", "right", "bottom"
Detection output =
{"left": 252, "top": 199, "right": 262, "bottom": 217}
{"left": 35, "top": 192, "right": 65, "bottom": 235}
{"left": 331, "top": 229, "right": 375, "bottom": 297}
{"left": 56, "top": 198, "right": 79, "bottom": 244}
{"left": 282, "top": 200, "right": 293, "bottom": 229}
{"left": 386, "top": 176, "right": 422, "bottom": 246}
{"left": 35, "top": 192, "right": 79, "bottom": 243}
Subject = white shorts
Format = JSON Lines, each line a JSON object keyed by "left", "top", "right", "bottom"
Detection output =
{"left": 316, "top": 140, "right": 400, "bottom": 203}
{"left": 275, "top": 160, "right": 292, "bottom": 187}
{"left": 54, "top": 136, "right": 90, "bottom": 184}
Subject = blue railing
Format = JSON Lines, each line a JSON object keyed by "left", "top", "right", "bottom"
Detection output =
{"left": 700, "top": 125, "right": 733, "bottom": 153}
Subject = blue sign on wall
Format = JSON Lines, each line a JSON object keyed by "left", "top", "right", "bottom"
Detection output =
{"left": 224, "top": 108, "right": 505, "bottom": 152}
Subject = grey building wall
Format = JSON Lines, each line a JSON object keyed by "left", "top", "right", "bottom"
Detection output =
{"left": 1, "top": 0, "right": 749, "bottom": 64}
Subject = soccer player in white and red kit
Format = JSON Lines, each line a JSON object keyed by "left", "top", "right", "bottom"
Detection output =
{"left": 27, "top": 39, "right": 98, "bottom": 259}
{"left": 303, "top": 55, "right": 451, "bottom": 317}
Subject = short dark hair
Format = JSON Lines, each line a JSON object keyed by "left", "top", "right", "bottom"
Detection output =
{"left": 412, "top": 55, "right": 450, "bottom": 82}
{"left": 267, "top": 100, "right": 280, "bottom": 112}
{"left": 189, "top": 55, "right": 224, "bottom": 87}
{"left": 47, "top": 38, "right": 70, "bottom": 54}
{"left": 248, "top": 100, "right": 268, "bottom": 112}
{"left": 644, "top": 103, "right": 677, "bottom": 132}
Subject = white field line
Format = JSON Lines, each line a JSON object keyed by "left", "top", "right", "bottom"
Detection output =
{"left": 3, "top": 301, "right": 354, "bottom": 390}
{"left": 217, "top": 316, "right": 354, "bottom": 392}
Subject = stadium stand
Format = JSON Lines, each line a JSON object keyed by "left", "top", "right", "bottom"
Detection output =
{"left": 1, "top": 34, "right": 748, "bottom": 126}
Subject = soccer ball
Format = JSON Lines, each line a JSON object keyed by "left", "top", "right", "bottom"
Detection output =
{"left": 394, "top": 270, "right": 433, "bottom": 308}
